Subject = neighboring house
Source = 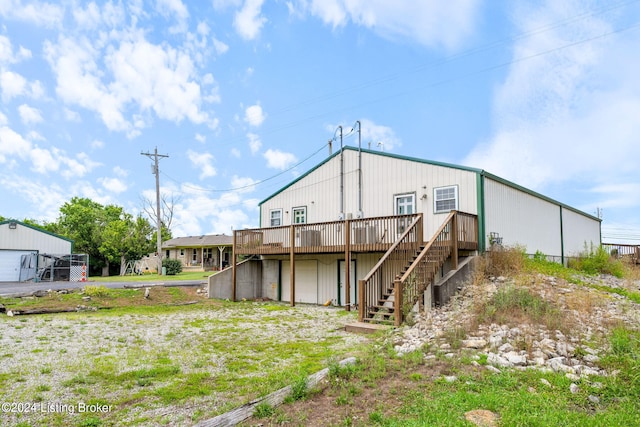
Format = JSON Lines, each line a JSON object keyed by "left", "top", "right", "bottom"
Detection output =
{"left": 0, "top": 220, "right": 75, "bottom": 282}
{"left": 210, "top": 147, "right": 601, "bottom": 324}
{"left": 161, "top": 234, "right": 233, "bottom": 271}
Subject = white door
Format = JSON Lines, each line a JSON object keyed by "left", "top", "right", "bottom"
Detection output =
{"left": 338, "top": 260, "right": 356, "bottom": 306}
{"left": 281, "top": 260, "right": 318, "bottom": 304}
{"left": 0, "top": 250, "right": 34, "bottom": 282}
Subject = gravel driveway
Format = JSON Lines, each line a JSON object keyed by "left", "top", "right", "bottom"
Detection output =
{"left": 0, "top": 302, "right": 367, "bottom": 426}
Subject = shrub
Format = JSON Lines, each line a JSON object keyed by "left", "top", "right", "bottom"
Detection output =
{"left": 83, "top": 285, "right": 110, "bottom": 297}
{"left": 569, "top": 243, "right": 624, "bottom": 278}
{"left": 162, "top": 258, "right": 182, "bottom": 275}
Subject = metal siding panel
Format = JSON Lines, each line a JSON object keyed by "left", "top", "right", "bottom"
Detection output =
{"left": 0, "top": 224, "right": 71, "bottom": 254}
{"left": 484, "top": 178, "right": 561, "bottom": 256}
{"left": 561, "top": 209, "right": 601, "bottom": 256}
{"left": 281, "top": 260, "right": 318, "bottom": 304}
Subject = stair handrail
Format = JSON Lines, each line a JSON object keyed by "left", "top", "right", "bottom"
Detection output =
{"left": 392, "top": 211, "right": 457, "bottom": 326}
{"left": 358, "top": 214, "right": 423, "bottom": 322}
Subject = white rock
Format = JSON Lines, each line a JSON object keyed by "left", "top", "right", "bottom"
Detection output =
{"left": 505, "top": 351, "right": 527, "bottom": 366}
{"left": 462, "top": 339, "right": 487, "bottom": 349}
{"left": 488, "top": 353, "right": 512, "bottom": 368}
{"left": 485, "top": 365, "right": 501, "bottom": 374}
{"left": 540, "top": 378, "right": 552, "bottom": 387}
{"left": 569, "top": 383, "right": 579, "bottom": 394}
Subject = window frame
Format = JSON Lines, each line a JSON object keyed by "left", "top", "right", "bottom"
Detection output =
{"left": 269, "top": 209, "right": 283, "bottom": 227}
{"left": 394, "top": 192, "right": 416, "bottom": 234}
{"left": 292, "top": 206, "right": 307, "bottom": 224}
{"left": 433, "top": 185, "right": 459, "bottom": 214}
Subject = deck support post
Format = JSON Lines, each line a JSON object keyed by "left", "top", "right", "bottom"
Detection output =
{"left": 358, "top": 279, "right": 365, "bottom": 322}
{"left": 231, "top": 231, "right": 237, "bottom": 302}
{"left": 344, "top": 218, "right": 351, "bottom": 311}
{"left": 394, "top": 276, "right": 402, "bottom": 327}
{"left": 289, "top": 224, "right": 295, "bottom": 306}
{"left": 452, "top": 212, "right": 458, "bottom": 270}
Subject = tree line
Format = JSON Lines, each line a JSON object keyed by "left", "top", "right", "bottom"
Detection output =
{"left": 2, "top": 197, "right": 172, "bottom": 276}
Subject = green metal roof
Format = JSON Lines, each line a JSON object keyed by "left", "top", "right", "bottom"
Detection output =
{"left": 259, "top": 146, "right": 600, "bottom": 223}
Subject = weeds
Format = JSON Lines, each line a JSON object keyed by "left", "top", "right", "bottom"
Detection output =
{"left": 83, "top": 285, "right": 111, "bottom": 297}
{"left": 569, "top": 243, "right": 625, "bottom": 278}
{"left": 475, "top": 285, "right": 565, "bottom": 332}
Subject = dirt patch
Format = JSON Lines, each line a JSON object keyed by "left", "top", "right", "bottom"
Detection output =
{"left": 241, "top": 358, "right": 453, "bottom": 426}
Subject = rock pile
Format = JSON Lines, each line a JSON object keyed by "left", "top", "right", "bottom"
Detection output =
{"left": 393, "top": 273, "right": 640, "bottom": 384}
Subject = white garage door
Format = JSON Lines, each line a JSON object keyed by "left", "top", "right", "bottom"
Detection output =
{"left": 0, "top": 250, "right": 34, "bottom": 282}
{"left": 281, "top": 260, "right": 318, "bottom": 304}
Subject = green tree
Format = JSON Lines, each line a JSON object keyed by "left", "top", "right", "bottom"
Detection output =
{"left": 101, "top": 212, "right": 155, "bottom": 275}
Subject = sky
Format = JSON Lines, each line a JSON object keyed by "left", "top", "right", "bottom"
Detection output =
{"left": 0, "top": 0, "right": 639, "bottom": 244}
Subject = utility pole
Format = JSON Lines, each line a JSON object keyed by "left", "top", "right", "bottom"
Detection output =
{"left": 141, "top": 147, "right": 169, "bottom": 275}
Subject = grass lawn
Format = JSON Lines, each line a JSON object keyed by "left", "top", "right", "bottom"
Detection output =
{"left": 0, "top": 286, "right": 367, "bottom": 427}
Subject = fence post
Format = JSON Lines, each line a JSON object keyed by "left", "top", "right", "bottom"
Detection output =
{"left": 394, "top": 276, "right": 402, "bottom": 327}
{"left": 232, "top": 231, "right": 237, "bottom": 302}
{"left": 290, "top": 224, "right": 295, "bottom": 307}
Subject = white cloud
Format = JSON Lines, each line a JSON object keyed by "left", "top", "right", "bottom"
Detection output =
{"left": 0, "top": 0, "right": 64, "bottom": 28}
{"left": 294, "top": 0, "right": 480, "bottom": 49}
{"left": 464, "top": 1, "right": 640, "bottom": 193}
{"left": 195, "top": 133, "right": 206, "bottom": 143}
{"left": 18, "top": 104, "right": 43, "bottom": 125}
{"left": 359, "top": 119, "right": 400, "bottom": 151}
{"left": 0, "top": 126, "right": 31, "bottom": 163}
{"left": 30, "top": 146, "right": 59, "bottom": 173}
{"left": 263, "top": 148, "right": 297, "bottom": 170}
{"left": 230, "top": 147, "right": 241, "bottom": 158}
{"left": 247, "top": 132, "right": 261, "bottom": 154}
{"left": 234, "top": 0, "right": 266, "bottom": 40}
{"left": 44, "top": 29, "right": 215, "bottom": 137}
{"left": 231, "top": 175, "right": 257, "bottom": 193}
{"left": 59, "top": 152, "right": 101, "bottom": 179}
{"left": 64, "top": 108, "right": 81, "bottom": 122}
{"left": 1, "top": 71, "right": 27, "bottom": 101}
{"left": 213, "top": 37, "right": 230, "bottom": 55}
{"left": 187, "top": 149, "right": 217, "bottom": 179}
{"left": 113, "top": 166, "right": 128, "bottom": 177}
{"left": 0, "top": 112, "right": 7, "bottom": 126}
{"left": 244, "top": 103, "right": 265, "bottom": 126}
{"left": 156, "top": 0, "right": 189, "bottom": 33}
{"left": 98, "top": 176, "right": 128, "bottom": 193}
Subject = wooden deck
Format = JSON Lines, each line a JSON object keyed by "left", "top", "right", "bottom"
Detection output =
{"left": 234, "top": 214, "right": 424, "bottom": 255}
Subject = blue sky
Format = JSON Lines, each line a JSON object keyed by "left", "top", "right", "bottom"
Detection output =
{"left": 1, "top": 0, "right": 639, "bottom": 243}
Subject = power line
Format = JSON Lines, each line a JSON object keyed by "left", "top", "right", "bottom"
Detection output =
{"left": 161, "top": 142, "right": 330, "bottom": 193}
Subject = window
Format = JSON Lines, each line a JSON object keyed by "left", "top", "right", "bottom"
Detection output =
{"left": 204, "top": 248, "right": 213, "bottom": 260}
{"left": 394, "top": 193, "right": 415, "bottom": 234}
{"left": 165, "top": 250, "right": 170, "bottom": 258}
{"left": 180, "top": 249, "right": 184, "bottom": 256}
{"left": 292, "top": 206, "right": 307, "bottom": 224}
{"left": 394, "top": 193, "right": 415, "bottom": 216}
{"left": 269, "top": 209, "right": 283, "bottom": 227}
{"left": 192, "top": 249, "right": 197, "bottom": 262}
{"left": 434, "top": 186, "right": 458, "bottom": 213}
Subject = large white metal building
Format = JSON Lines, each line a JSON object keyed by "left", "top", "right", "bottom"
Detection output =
{"left": 0, "top": 220, "right": 73, "bottom": 282}
{"left": 214, "top": 147, "right": 601, "bottom": 311}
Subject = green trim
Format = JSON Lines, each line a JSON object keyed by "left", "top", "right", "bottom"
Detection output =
{"left": 559, "top": 206, "right": 565, "bottom": 265}
{"left": 0, "top": 220, "right": 74, "bottom": 246}
{"left": 476, "top": 173, "right": 486, "bottom": 252}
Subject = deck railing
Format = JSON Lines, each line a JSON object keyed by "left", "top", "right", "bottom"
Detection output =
{"left": 358, "top": 211, "right": 478, "bottom": 326}
{"left": 234, "top": 214, "right": 422, "bottom": 255}
{"left": 357, "top": 215, "right": 424, "bottom": 324}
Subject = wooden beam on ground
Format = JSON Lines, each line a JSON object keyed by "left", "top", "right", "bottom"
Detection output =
{"left": 194, "top": 357, "right": 357, "bottom": 427}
